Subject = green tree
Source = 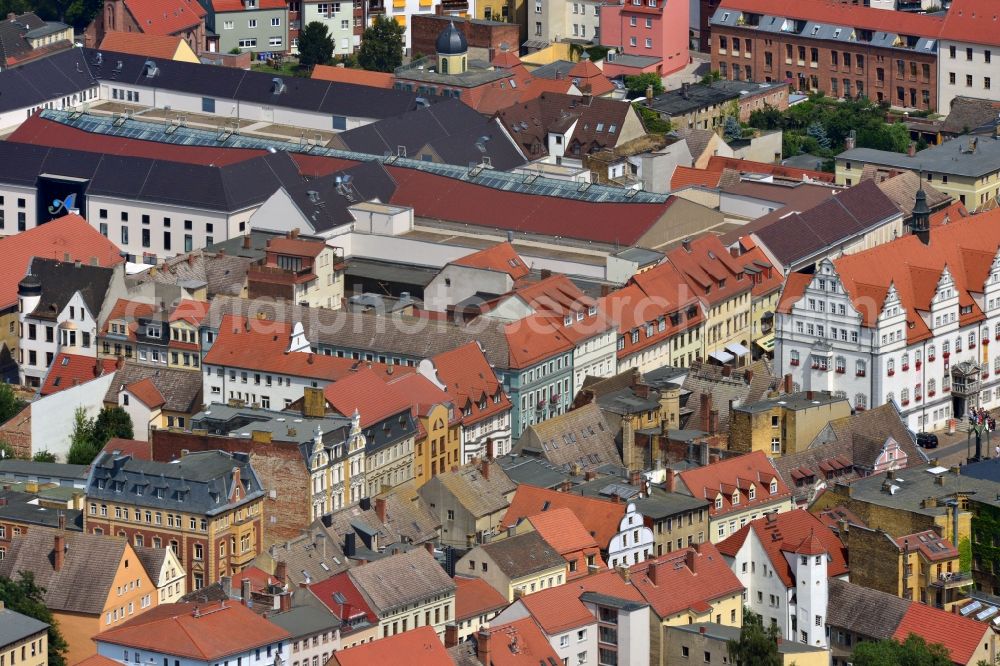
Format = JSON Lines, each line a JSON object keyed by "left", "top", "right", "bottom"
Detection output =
{"left": 0, "top": 439, "right": 16, "bottom": 460}
{"left": 851, "top": 634, "right": 952, "bottom": 666}
{"left": 31, "top": 450, "right": 56, "bottom": 463}
{"left": 66, "top": 407, "right": 98, "bottom": 465}
{"left": 726, "top": 609, "right": 781, "bottom": 666}
{"left": 723, "top": 115, "right": 743, "bottom": 141}
{"left": 700, "top": 69, "right": 722, "bottom": 84}
{"left": 0, "top": 382, "right": 25, "bottom": 425}
{"left": 959, "top": 536, "right": 972, "bottom": 572}
{"left": 93, "top": 406, "right": 134, "bottom": 445}
{"left": 298, "top": 21, "right": 335, "bottom": 69}
{"left": 634, "top": 104, "right": 671, "bottom": 134}
{"left": 0, "top": 572, "right": 69, "bottom": 666}
{"left": 748, "top": 103, "right": 782, "bottom": 130}
{"left": 358, "top": 16, "right": 405, "bottom": 73}
{"left": 623, "top": 72, "right": 664, "bottom": 99}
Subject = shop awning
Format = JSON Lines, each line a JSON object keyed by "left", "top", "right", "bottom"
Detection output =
{"left": 755, "top": 334, "right": 775, "bottom": 352}
{"left": 708, "top": 350, "right": 735, "bottom": 364}
{"left": 726, "top": 343, "right": 751, "bottom": 357}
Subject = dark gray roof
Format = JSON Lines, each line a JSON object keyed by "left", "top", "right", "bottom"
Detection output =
{"left": 839, "top": 137, "right": 1000, "bottom": 178}
{"left": 478, "top": 531, "right": 565, "bottom": 578}
{"left": 137, "top": 250, "right": 255, "bottom": 298}
{"left": 941, "top": 97, "right": 1000, "bottom": 135}
{"left": 0, "top": 142, "right": 302, "bottom": 213}
{"left": 736, "top": 390, "right": 846, "bottom": 414}
{"left": 330, "top": 100, "right": 525, "bottom": 170}
{"left": 753, "top": 179, "right": 900, "bottom": 267}
{"left": 827, "top": 578, "right": 909, "bottom": 641}
{"left": 516, "top": 402, "right": 623, "bottom": 472}
{"left": 0, "top": 13, "right": 56, "bottom": 65}
{"left": 826, "top": 463, "right": 1000, "bottom": 514}
{"left": 257, "top": 520, "right": 350, "bottom": 586}
{"left": 579, "top": 591, "right": 647, "bottom": 611}
{"left": 86, "top": 48, "right": 426, "bottom": 120}
{"left": 496, "top": 453, "right": 575, "bottom": 489}
{"left": 0, "top": 46, "right": 93, "bottom": 114}
{"left": 0, "top": 606, "right": 48, "bottom": 647}
{"left": 0, "top": 489, "right": 83, "bottom": 531}
{"left": 25, "top": 257, "right": 114, "bottom": 321}
{"left": 268, "top": 588, "right": 341, "bottom": 638}
{"left": 86, "top": 450, "right": 265, "bottom": 516}
{"left": 632, "top": 488, "right": 708, "bottom": 520}
{"left": 436, "top": 21, "right": 468, "bottom": 55}
{"left": 646, "top": 80, "right": 784, "bottom": 116}
{"left": 132, "top": 545, "right": 168, "bottom": 580}
{"left": 280, "top": 160, "right": 398, "bottom": 234}
{"left": 0, "top": 530, "right": 129, "bottom": 614}
{"left": 528, "top": 59, "right": 576, "bottom": 80}
{"left": 347, "top": 547, "right": 455, "bottom": 614}
{"left": 103, "top": 362, "right": 203, "bottom": 414}
{"left": 0, "top": 459, "right": 89, "bottom": 481}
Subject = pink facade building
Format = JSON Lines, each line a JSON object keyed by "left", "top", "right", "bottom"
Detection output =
{"left": 600, "top": 0, "right": 689, "bottom": 78}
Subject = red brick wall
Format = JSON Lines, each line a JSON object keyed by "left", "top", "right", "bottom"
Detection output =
{"left": 710, "top": 27, "right": 937, "bottom": 111}
{"left": 150, "top": 430, "right": 311, "bottom": 546}
{"left": 410, "top": 15, "right": 518, "bottom": 61}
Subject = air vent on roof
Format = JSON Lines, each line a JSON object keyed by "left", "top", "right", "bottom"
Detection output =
{"left": 271, "top": 77, "right": 286, "bottom": 95}
{"left": 143, "top": 60, "right": 159, "bottom": 78}
{"left": 94, "top": 52, "right": 103, "bottom": 65}
{"left": 306, "top": 190, "right": 320, "bottom": 204}
{"left": 415, "top": 96, "right": 430, "bottom": 108}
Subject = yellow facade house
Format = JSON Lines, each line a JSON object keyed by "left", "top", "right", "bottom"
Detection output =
{"left": 729, "top": 390, "right": 852, "bottom": 457}
{"left": 456, "top": 531, "right": 569, "bottom": 602}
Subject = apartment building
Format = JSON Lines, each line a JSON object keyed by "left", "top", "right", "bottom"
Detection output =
{"left": 203, "top": 0, "right": 289, "bottom": 54}
{"left": 709, "top": 0, "right": 943, "bottom": 110}
{"left": 936, "top": 0, "right": 1000, "bottom": 113}
{"left": 83, "top": 450, "right": 266, "bottom": 591}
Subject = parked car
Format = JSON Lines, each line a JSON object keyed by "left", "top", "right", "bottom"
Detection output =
{"left": 916, "top": 432, "right": 939, "bottom": 449}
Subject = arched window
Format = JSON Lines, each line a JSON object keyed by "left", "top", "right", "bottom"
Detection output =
{"left": 441, "top": 58, "right": 449, "bottom": 74}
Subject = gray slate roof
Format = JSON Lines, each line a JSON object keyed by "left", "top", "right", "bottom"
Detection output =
{"left": 516, "top": 402, "right": 623, "bottom": 472}
{"left": 0, "top": 606, "right": 48, "bottom": 647}
{"left": 257, "top": 520, "right": 349, "bottom": 586}
{"left": 0, "top": 143, "right": 302, "bottom": 213}
{"left": 132, "top": 545, "right": 168, "bottom": 580}
{"left": 26, "top": 257, "right": 114, "bottom": 322}
{"left": 0, "top": 530, "right": 128, "bottom": 614}
{"left": 347, "top": 547, "right": 455, "bottom": 614}
{"left": 267, "top": 587, "right": 341, "bottom": 638}
{"left": 103, "top": 362, "right": 203, "bottom": 414}
{"left": 424, "top": 461, "right": 515, "bottom": 519}
{"left": 682, "top": 359, "right": 778, "bottom": 433}
{"left": 0, "top": 459, "right": 88, "bottom": 481}
{"left": 279, "top": 160, "right": 398, "bottom": 234}
{"left": 478, "top": 531, "right": 565, "bottom": 579}
{"left": 86, "top": 450, "right": 264, "bottom": 516}
{"left": 496, "top": 453, "right": 575, "bottom": 489}
{"left": 138, "top": 250, "right": 254, "bottom": 298}
{"left": 0, "top": 48, "right": 95, "bottom": 114}
{"left": 633, "top": 487, "right": 708, "bottom": 520}
{"left": 839, "top": 136, "right": 1000, "bottom": 178}
{"left": 0, "top": 489, "right": 83, "bottom": 531}
{"left": 85, "top": 48, "right": 427, "bottom": 120}
{"left": 647, "top": 80, "right": 784, "bottom": 116}
{"left": 827, "top": 578, "right": 909, "bottom": 641}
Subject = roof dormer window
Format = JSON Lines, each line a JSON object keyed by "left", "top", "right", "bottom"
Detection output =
{"left": 748, "top": 486, "right": 756, "bottom": 500}
{"left": 731, "top": 490, "right": 740, "bottom": 505}
{"left": 770, "top": 479, "right": 778, "bottom": 494}
{"left": 714, "top": 496, "right": 723, "bottom": 510}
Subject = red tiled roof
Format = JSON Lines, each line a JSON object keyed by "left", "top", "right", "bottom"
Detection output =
{"left": 678, "top": 451, "right": 790, "bottom": 519}
{"left": 266, "top": 237, "right": 326, "bottom": 257}
{"left": 455, "top": 575, "right": 508, "bottom": 621}
{"left": 566, "top": 58, "right": 615, "bottom": 96}
{"left": 94, "top": 601, "right": 289, "bottom": 659}
{"left": 99, "top": 32, "right": 189, "bottom": 59}
{"left": 100, "top": 437, "right": 153, "bottom": 460}
{"left": 741, "top": 245, "right": 783, "bottom": 297}
{"left": 126, "top": 377, "right": 166, "bottom": 408}
{"left": 310, "top": 573, "right": 378, "bottom": 626}
{"left": 706, "top": 156, "right": 835, "bottom": 183}
{"left": 716, "top": 510, "right": 848, "bottom": 588}
{"left": 780, "top": 208, "right": 1000, "bottom": 344}
{"left": 323, "top": 367, "right": 414, "bottom": 427}
{"left": 483, "top": 617, "right": 563, "bottom": 666}
{"left": 8, "top": 115, "right": 266, "bottom": 167}
{"left": 203, "top": 314, "right": 367, "bottom": 381}
{"left": 235, "top": 565, "right": 277, "bottom": 592}
{"left": 518, "top": 569, "right": 642, "bottom": 634}
{"left": 500, "top": 274, "right": 614, "bottom": 346}
{"left": 492, "top": 49, "right": 522, "bottom": 68}
{"left": 665, "top": 233, "right": 753, "bottom": 307}
{"left": 717, "top": 0, "right": 944, "bottom": 38}
{"left": 74, "top": 657, "right": 121, "bottom": 666}
{"left": 122, "top": 0, "right": 206, "bottom": 35}
{"left": 388, "top": 372, "right": 454, "bottom": 419}
{"left": 527, "top": 507, "right": 600, "bottom": 555}
{"left": 169, "top": 298, "right": 209, "bottom": 325}
{"left": 670, "top": 165, "right": 724, "bottom": 190}
{"left": 895, "top": 530, "right": 959, "bottom": 562}
{"left": 311, "top": 64, "right": 396, "bottom": 89}
{"left": 939, "top": 0, "right": 1000, "bottom": 46}
{"left": 501, "top": 485, "right": 625, "bottom": 548}
{"left": 0, "top": 213, "right": 122, "bottom": 311}
{"left": 428, "top": 342, "right": 510, "bottom": 428}
{"left": 102, "top": 299, "right": 159, "bottom": 340}
{"left": 503, "top": 314, "right": 575, "bottom": 368}
{"left": 451, "top": 242, "right": 530, "bottom": 279}
{"left": 930, "top": 200, "right": 969, "bottom": 227}
{"left": 892, "top": 603, "right": 989, "bottom": 665}
{"left": 40, "top": 354, "right": 118, "bottom": 396}
{"left": 629, "top": 542, "right": 744, "bottom": 619}
{"left": 332, "top": 626, "right": 452, "bottom": 666}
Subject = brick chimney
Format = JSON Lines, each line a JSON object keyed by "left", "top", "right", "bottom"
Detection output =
{"left": 241, "top": 578, "right": 252, "bottom": 605}
{"left": 629, "top": 470, "right": 642, "bottom": 486}
{"left": 721, "top": 364, "right": 732, "bottom": 378}
{"left": 375, "top": 497, "right": 387, "bottom": 523}
{"left": 664, "top": 470, "right": 675, "bottom": 493}
{"left": 783, "top": 373, "right": 793, "bottom": 394}
{"left": 709, "top": 409, "right": 719, "bottom": 435}
{"left": 480, "top": 460, "right": 490, "bottom": 481}
{"left": 685, "top": 547, "right": 697, "bottom": 572}
{"left": 445, "top": 623, "right": 459, "bottom": 648}
{"left": 275, "top": 560, "right": 287, "bottom": 583}
{"left": 647, "top": 560, "right": 661, "bottom": 585}
{"left": 58, "top": 512, "right": 66, "bottom": 530}
{"left": 424, "top": 541, "right": 435, "bottom": 555}
{"left": 585, "top": 470, "right": 597, "bottom": 481}
{"left": 279, "top": 591, "right": 291, "bottom": 612}
{"left": 700, "top": 392, "right": 712, "bottom": 432}
{"left": 476, "top": 627, "right": 492, "bottom": 664}
{"left": 53, "top": 534, "right": 65, "bottom": 572}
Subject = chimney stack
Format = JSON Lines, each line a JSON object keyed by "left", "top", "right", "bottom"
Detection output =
{"left": 664, "top": 470, "right": 676, "bottom": 493}
{"left": 700, "top": 392, "right": 712, "bottom": 432}
{"left": 477, "top": 627, "right": 492, "bottom": 664}
{"left": 647, "top": 560, "right": 661, "bottom": 585}
{"left": 424, "top": 541, "right": 435, "bottom": 556}
{"left": 279, "top": 591, "right": 291, "bottom": 612}
{"left": 241, "top": 578, "right": 252, "bottom": 606}
{"left": 907, "top": 142, "right": 916, "bottom": 157}
{"left": 721, "top": 364, "right": 732, "bottom": 378}
{"left": 243, "top": 235, "right": 251, "bottom": 249}
{"left": 275, "top": 560, "right": 287, "bottom": 583}
{"left": 585, "top": 470, "right": 597, "bottom": 481}
{"left": 783, "top": 373, "right": 793, "bottom": 394}
{"left": 685, "top": 547, "right": 697, "bottom": 571}
{"left": 480, "top": 460, "right": 490, "bottom": 481}
{"left": 541, "top": 268, "right": 552, "bottom": 279}
{"left": 53, "top": 534, "right": 65, "bottom": 572}
{"left": 709, "top": 408, "right": 719, "bottom": 435}
{"left": 375, "top": 497, "right": 387, "bottom": 523}
{"left": 445, "top": 624, "right": 459, "bottom": 648}
{"left": 58, "top": 512, "right": 66, "bottom": 530}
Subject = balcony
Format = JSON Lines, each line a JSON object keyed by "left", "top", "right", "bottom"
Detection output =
{"left": 931, "top": 571, "right": 973, "bottom": 589}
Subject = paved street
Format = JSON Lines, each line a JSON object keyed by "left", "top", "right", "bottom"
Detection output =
{"left": 923, "top": 419, "right": 1000, "bottom": 467}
